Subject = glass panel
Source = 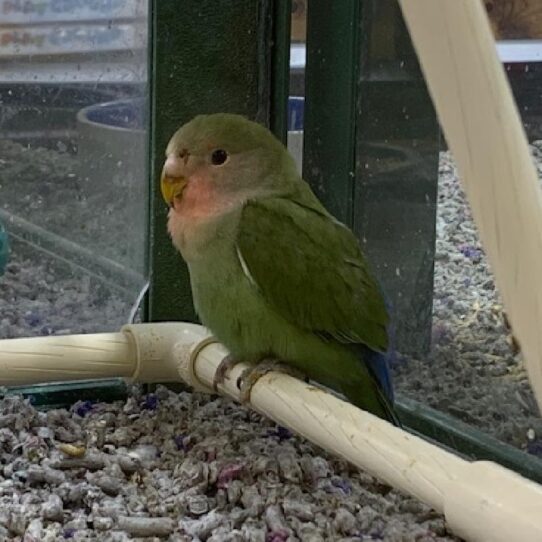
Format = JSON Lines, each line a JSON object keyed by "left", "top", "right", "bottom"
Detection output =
{"left": 392, "top": 0, "right": 542, "bottom": 455}
{"left": 0, "top": 0, "right": 149, "bottom": 339}
{"left": 295, "top": 0, "right": 542, "bottom": 467}
{"left": 353, "top": 0, "right": 439, "bottom": 356}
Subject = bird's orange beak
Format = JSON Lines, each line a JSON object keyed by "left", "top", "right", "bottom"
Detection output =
{"left": 160, "top": 170, "right": 188, "bottom": 207}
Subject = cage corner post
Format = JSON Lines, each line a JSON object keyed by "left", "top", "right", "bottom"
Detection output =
{"left": 269, "top": 0, "right": 292, "bottom": 144}
{"left": 147, "top": 0, "right": 276, "bottom": 323}
{"left": 303, "top": 0, "right": 360, "bottom": 226}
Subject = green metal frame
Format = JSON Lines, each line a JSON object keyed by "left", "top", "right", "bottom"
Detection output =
{"left": 5, "top": 0, "right": 542, "bottom": 489}
{"left": 147, "top": 0, "right": 275, "bottom": 323}
{"left": 303, "top": 0, "right": 360, "bottom": 225}
{"left": 270, "top": 0, "right": 292, "bottom": 143}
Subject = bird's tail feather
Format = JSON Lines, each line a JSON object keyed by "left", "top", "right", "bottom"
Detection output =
{"left": 343, "top": 344, "right": 401, "bottom": 426}
{"left": 366, "top": 353, "right": 401, "bottom": 426}
{"left": 363, "top": 293, "right": 401, "bottom": 426}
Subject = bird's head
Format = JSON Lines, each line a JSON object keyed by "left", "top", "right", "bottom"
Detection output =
{"left": 160, "top": 113, "right": 298, "bottom": 210}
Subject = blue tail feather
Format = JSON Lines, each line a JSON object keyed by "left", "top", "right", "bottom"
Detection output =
{"left": 358, "top": 294, "right": 397, "bottom": 402}
{"left": 364, "top": 347, "right": 394, "bottom": 402}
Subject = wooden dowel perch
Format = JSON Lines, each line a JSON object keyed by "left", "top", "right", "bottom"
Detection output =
{"left": 398, "top": 0, "right": 542, "bottom": 412}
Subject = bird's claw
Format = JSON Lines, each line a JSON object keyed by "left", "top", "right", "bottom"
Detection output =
{"left": 213, "top": 354, "right": 242, "bottom": 392}
{"left": 237, "top": 358, "right": 305, "bottom": 404}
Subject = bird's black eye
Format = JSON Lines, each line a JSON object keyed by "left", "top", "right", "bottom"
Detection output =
{"left": 211, "top": 149, "right": 228, "bottom": 166}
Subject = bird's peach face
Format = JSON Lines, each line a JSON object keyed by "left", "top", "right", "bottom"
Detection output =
{"left": 160, "top": 146, "right": 231, "bottom": 208}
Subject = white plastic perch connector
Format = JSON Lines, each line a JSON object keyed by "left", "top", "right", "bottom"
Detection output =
{"left": 0, "top": 323, "right": 214, "bottom": 391}
{"left": 0, "top": 323, "right": 541, "bottom": 542}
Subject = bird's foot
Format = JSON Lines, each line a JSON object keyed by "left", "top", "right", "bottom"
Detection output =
{"left": 237, "top": 358, "right": 306, "bottom": 404}
{"left": 213, "top": 354, "right": 243, "bottom": 392}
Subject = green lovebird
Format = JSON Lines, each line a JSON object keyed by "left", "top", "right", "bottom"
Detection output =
{"left": 161, "top": 113, "right": 398, "bottom": 423}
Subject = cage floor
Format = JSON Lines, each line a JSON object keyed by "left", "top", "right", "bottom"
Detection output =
{"left": 0, "top": 389, "right": 460, "bottom": 541}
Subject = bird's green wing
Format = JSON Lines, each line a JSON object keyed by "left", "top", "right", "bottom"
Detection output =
{"left": 236, "top": 187, "right": 389, "bottom": 353}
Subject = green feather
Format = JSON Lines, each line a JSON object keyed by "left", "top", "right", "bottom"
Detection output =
{"left": 237, "top": 186, "right": 389, "bottom": 353}
{"left": 235, "top": 187, "right": 395, "bottom": 421}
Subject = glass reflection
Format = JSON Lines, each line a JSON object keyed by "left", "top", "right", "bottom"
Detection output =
{"left": 0, "top": 0, "right": 148, "bottom": 338}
